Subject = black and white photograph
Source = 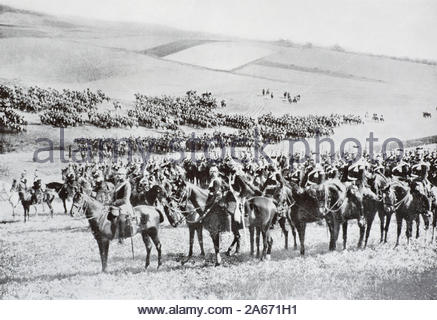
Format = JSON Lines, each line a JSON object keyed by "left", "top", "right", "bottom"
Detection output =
{"left": 0, "top": 0, "right": 436, "bottom": 311}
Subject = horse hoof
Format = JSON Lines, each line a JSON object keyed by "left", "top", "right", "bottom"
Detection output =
{"left": 225, "top": 250, "right": 231, "bottom": 257}
{"left": 215, "top": 262, "right": 221, "bottom": 267}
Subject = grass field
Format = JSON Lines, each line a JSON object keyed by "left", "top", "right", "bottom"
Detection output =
{"left": 1, "top": 206, "right": 436, "bottom": 299}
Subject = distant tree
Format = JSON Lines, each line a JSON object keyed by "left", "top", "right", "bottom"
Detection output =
{"left": 331, "top": 44, "right": 345, "bottom": 52}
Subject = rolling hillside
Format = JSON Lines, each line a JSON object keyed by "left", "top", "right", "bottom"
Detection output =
{"left": 1, "top": 3, "right": 436, "bottom": 146}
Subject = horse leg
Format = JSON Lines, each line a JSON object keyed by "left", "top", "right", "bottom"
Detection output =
{"left": 188, "top": 225, "right": 195, "bottom": 257}
{"left": 378, "top": 210, "right": 385, "bottom": 243}
{"left": 415, "top": 216, "right": 420, "bottom": 239}
{"left": 102, "top": 239, "right": 110, "bottom": 272}
{"left": 150, "top": 229, "right": 162, "bottom": 269}
{"left": 266, "top": 230, "right": 273, "bottom": 260}
{"left": 63, "top": 198, "right": 69, "bottom": 215}
{"left": 384, "top": 212, "right": 393, "bottom": 243}
{"left": 342, "top": 221, "right": 348, "bottom": 250}
{"left": 46, "top": 199, "right": 54, "bottom": 219}
{"left": 290, "top": 223, "right": 297, "bottom": 250}
{"left": 395, "top": 214, "right": 402, "bottom": 247}
{"left": 249, "top": 226, "right": 255, "bottom": 257}
{"left": 212, "top": 233, "right": 221, "bottom": 266}
{"left": 279, "top": 217, "right": 288, "bottom": 250}
{"left": 142, "top": 231, "right": 152, "bottom": 269}
{"left": 260, "top": 229, "right": 268, "bottom": 261}
{"left": 406, "top": 219, "right": 413, "bottom": 245}
{"left": 297, "top": 222, "right": 306, "bottom": 255}
{"left": 327, "top": 216, "right": 339, "bottom": 251}
{"left": 227, "top": 227, "right": 240, "bottom": 256}
{"left": 432, "top": 209, "right": 437, "bottom": 243}
{"left": 364, "top": 215, "right": 374, "bottom": 248}
{"left": 358, "top": 219, "right": 365, "bottom": 249}
{"left": 96, "top": 238, "right": 109, "bottom": 272}
{"left": 197, "top": 224, "right": 205, "bottom": 256}
{"left": 255, "top": 227, "right": 261, "bottom": 258}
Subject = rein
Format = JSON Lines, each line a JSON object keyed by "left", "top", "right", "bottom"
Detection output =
{"left": 323, "top": 184, "right": 345, "bottom": 214}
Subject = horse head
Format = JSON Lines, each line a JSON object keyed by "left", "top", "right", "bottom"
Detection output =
{"left": 381, "top": 184, "right": 396, "bottom": 214}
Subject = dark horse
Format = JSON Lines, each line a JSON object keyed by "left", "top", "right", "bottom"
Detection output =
{"left": 288, "top": 179, "right": 348, "bottom": 255}
{"left": 46, "top": 181, "right": 75, "bottom": 215}
{"left": 71, "top": 188, "right": 163, "bottom": 272}
{"left": 382, "top": 180, "right": 430, "bottom": 246}
{"left": 17, "top": 187, "right": 55, "bottom": 222}
{"left": 231, "top": 173, "right": 297, "bottom": 252}
{"left": 172, "top": 180, "right": 276, "bottom": 265}
{"left": 340, "top": 183, "right": 380, "bottom": 249}
{"left": 366, "top": 172, "right": 394, "bottom": 243}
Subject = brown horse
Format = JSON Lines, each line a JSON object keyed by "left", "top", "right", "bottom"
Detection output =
{"left": 171, "top": 181, "right": 231, "bottom": 266}
{"left": 71, "top": 189, "right": 163, "bottom": 272}
{"left": 232, "top": 173, "right": 296, "bottom": 251}
{"left": 382, "top": 181, "right": 431, "bottom": 246}
{"left": 245, "top": 196, "right": 277, "bottom": 260}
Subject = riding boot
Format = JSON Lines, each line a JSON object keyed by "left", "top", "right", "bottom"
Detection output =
{"left": 118, "top": 217, "right": 126, "bottom": 244}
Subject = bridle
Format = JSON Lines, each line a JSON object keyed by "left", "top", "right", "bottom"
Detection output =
{"left": 321, "top": 184, "right": 345, "bottom": 215}
{"left": 71, "top": 192, "right": 90, "bottom": 219}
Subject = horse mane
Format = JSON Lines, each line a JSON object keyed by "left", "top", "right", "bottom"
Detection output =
{"left": 324, "top": 178, "right": 346, "bottom": 194}
{"left": 235, "top": 174, "right": 262, "bottom": 196}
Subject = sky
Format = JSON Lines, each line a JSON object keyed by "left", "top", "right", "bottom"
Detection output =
{"left": 2, "top": 0, "right": 437, "bottom": 60}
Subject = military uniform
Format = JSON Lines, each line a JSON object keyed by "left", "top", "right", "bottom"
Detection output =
{"left": 204, "top": 175, "right": 223, "bottom": 213}
{"left": 112, "top": 172, "right": 133, "bottom": 240}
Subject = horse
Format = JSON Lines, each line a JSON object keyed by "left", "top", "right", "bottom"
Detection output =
{"left": 234, "top": 173, "right": 297, "bottom": 251}
{"left": 423, "top": 112, "right": 432, "bottom": 118}
{"left": 381, "top": 181, "right": 431, "bottom": 246}
{"left": 46, "top": 181, "right": 75, "bottom": 215}
{"left": 0, "top": 179, "right": 20, "bottom": 216}
{"left": 171, "top": 180, "right": 240, "bottom": 265}
{"left": 32, "top": 187, "right": 56, "bottom": 219}
{"left": 17, "top": 189, "right": 38, "bottom": 223}
{"left": 288, "top": 179, "right": 349, "bottom": 255}
{"left": 340, "top": 184, "right": 380, "bottom": 249}
{"left": 367, "top": 172, "right": 393, "bottom": 243}
{"left": 70, "top": 187, "right": 163, "bottom": 272}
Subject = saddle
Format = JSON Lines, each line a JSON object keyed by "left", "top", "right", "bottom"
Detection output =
{"left": 106, "top": 206, "right": 135, "bottom": 240}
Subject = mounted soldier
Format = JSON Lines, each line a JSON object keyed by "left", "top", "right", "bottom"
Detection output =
{"left": 110, "top": 167, "right": 133, "bottom": 243}
{"left": 305, "top": 163, "right": 325, "bottom": 187}
{"left": 262, "top": 163, "right": 283, "bottom": 196}
{"left": 203, "top": 166, "right": 224, "bottom": 215}
{"left": 391, "top": 158, "right": 410, "bottom": 182}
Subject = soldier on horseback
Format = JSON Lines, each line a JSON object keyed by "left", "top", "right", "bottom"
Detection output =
{"left": 203, "top": 166, "right": 223, "bottom": 216}
{"left": 305, "top": 163, "right": 325, "bottom": 187}
{"left": 111, "top": 167, "right": 133, "bottom": 243}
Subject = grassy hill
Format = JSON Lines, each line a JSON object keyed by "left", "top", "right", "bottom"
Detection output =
{"left": 0, "top": 4, "right": 436, "bottom": 150}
